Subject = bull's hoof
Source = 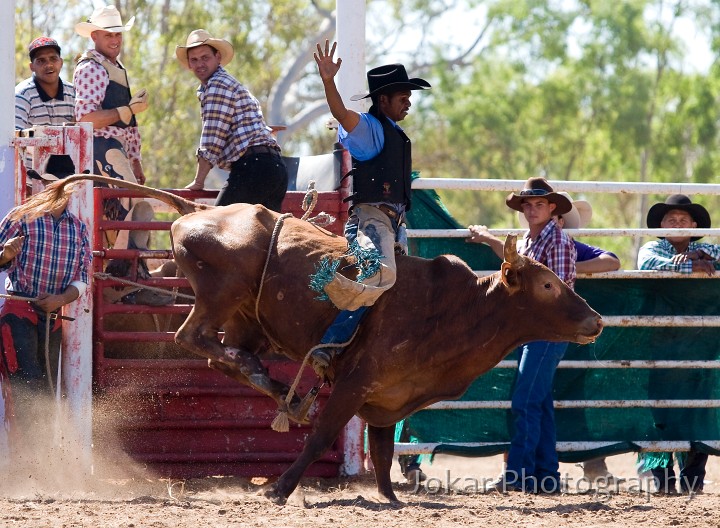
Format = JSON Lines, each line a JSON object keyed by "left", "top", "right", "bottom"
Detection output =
{"left": 287, "top": 386, "right": 319, "bottom": 425}
{"left": 264, "top": 484, "right": 288, "bottom": 505}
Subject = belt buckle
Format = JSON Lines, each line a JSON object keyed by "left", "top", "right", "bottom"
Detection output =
{"left": 49, "top": 312, "right": 58, "bottom": 321}
{"left": 380, "top": 205, "right": 397, "bottom": 220}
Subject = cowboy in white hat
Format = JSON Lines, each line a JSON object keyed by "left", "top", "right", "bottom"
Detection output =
{"left": 73, "top": 5, "right": 148, "bottom": 187}
{"left": 73, "top": 5, "right": 156, "bottom": 252}
{"left": 175, "top": 29, "right": 287, "bottom": 211}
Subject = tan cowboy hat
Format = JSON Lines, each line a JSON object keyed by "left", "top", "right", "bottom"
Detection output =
{"left": 518, "top": 192, "right": 592, "bottom": 230}
{"left": 76, "top": 5, "right": 135, "bottom": 38}
{"left": 175, "top": 29, "right": 234, "bottom": 69}
{"left": 506, "top": 177, "right": 572, "bottom": 216}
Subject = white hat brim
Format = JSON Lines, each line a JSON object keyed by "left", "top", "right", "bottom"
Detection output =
{"left": 76, "top": 16, "right": 135, "bottom": 38}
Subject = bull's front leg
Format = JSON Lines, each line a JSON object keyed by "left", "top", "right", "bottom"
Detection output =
{"left": 367, "top": 424, "right": 400, "bottom": 502}
{"left": 265, "top": 385, "right": 366, "bottom": 505}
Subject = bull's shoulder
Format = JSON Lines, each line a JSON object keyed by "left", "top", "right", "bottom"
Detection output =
{"left": 399, "top": 253, "right": 479, "bottom": 283}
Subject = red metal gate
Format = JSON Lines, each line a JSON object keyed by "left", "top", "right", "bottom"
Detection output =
{"left": 92, "top": 186, "right": 353, "bottom": 478}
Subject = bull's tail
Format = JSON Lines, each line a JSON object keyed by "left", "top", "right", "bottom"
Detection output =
{"left": 56, "top": 174, "right": 211, "bottom": 216}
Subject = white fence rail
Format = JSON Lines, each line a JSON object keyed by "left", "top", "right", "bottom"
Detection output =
{"left": 399, "top": 178, "right": 720, "bottom": 455}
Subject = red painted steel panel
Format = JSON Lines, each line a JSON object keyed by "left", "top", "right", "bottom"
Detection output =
{"left": 93, "top": 187, "right": 350, "bottom": 478}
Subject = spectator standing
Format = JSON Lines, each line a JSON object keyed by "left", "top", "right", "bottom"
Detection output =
{"left": 467, "top": 177, "right": 576, "bottom": 494}
{"left": 15, "top": 37, "right": 76, "bottom": 172}
{"left": 15, "top": 37, "right": 75, "bottom": 132}
{"left": 637, "top": 194, "right": 720, "bottom": 494}
{"left": 176, "top": 29, "right": 288, "bottom": 210}
{"left": 0, "top": 157, "right": 91, "bottom": 436}
{"left": 73, "top": 5, "right": 153, "bottom": 248}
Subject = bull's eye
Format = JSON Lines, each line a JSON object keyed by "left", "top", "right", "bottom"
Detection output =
{"left": 544, "top": 283, "right": 552, "bottom": 289}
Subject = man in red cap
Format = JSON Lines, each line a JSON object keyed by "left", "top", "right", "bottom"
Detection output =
{"left": 15, "top": 37, "right": 76, "bottom": 167}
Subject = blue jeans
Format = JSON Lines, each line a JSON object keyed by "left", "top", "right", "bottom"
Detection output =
{"left": 504, "top": 340, "right": 568, "bottom": 493}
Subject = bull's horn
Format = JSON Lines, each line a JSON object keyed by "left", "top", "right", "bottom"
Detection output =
{"left": 503, "top": 235, "right": 519, "bottom": 266}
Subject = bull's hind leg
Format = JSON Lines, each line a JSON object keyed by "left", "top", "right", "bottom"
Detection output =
{"left": 367, "top": 424, "right": 400, "bottom": 502}
{"left": 175, "top": 303, "right": 303, "bottom": 419}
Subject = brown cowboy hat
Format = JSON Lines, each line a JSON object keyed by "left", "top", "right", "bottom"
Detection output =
{"left": 506, "top": 177, "right": 572, "bottom": 216}
{"left": 350, "top": 64, "right": 431, "bottom": 101}
{"left": 646, "top": 194, "right": 711, "bottom": 241}
{"left": 518, "top": 192, "right": 592, "bottom": 230}
{"left": 175, "top": 29, "right": 234, "bottom": 69}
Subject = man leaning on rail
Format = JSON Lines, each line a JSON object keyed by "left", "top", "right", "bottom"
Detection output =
{"left": 637, "top": 194, "right": 720, "bottom": 495}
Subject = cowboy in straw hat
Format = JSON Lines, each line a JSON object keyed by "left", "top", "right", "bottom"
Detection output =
{"left": 175, "top": 29, "right": 287, "bottom": 211}
{"left": 175, "top": 29, "right": 234, "bottom": 69}
{"left": 75, "top": 5, "right": 135, "bottom": 38}
{"left": 638, "top": 194, "right": 720, "bottom": 276}
{"left": 307, "top": 40, "right": 431, "bottom": 376}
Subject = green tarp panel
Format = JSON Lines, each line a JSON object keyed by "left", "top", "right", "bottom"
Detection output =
{"left": 405, "top": 184, "right": 720, "bottom": 461}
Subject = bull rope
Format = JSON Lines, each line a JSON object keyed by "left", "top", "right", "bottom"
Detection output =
{"left": 92, "top": 273, "right": 196, "bottom": 301}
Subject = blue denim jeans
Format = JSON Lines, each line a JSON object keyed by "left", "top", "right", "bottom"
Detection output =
{"left": 504, "top": 340, "right": 568, "bottom": 493}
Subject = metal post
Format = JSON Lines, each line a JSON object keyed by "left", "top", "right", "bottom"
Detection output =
{"left": 336, "top": 0, "right": 366, "bottom": 113}
{"left": 336, "top": 0, "right": 368, "bottom": 475}
{"left": 0, "top": 0, "right": 17, "bottom": 468}
{"left": 61, "top": 124, "right": 95, "bottom": 472}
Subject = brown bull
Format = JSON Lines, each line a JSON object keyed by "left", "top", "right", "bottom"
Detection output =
{"left": 58, "top": 175, "right": 603, "bottom": 504}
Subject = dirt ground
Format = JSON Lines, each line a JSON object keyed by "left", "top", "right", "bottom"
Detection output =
{"left": 0, "top": 445, "right": 719, "bottom": 528}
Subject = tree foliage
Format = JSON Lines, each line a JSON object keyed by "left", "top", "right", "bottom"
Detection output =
{"left": 14, "top": 0, "right": 720, "bottom": 267}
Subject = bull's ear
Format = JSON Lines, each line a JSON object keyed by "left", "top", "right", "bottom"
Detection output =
{"left": 501, "top": 236, "right": 521, "bottom": 291}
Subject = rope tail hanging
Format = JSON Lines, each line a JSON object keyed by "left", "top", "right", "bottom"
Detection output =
{"left": 271, "top": 325, "right": 362, "bottom": 433}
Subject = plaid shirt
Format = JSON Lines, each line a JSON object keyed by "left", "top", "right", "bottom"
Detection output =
{"left": 519, "top": 219, "right": 577, "bottom": 289}
{"left": 0, "top": 209, "right": 91, "bottom": 298}
{"left": 196, "top": 66, "right": 278, "bottom": 170}
{"left": 638, "top": 238, "right": 720, "bottom": 273}
{"left": 73, "top": 49, "right": 142, "bottom": 162}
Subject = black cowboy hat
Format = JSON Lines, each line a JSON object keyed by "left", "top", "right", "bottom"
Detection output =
{"left": 646, "top": 194, "right": 711, "bottom": 241}
{"left": 506, "top": 177, "right": 572, "bottom": 216}
{"left": 350, "top": 64, "right": 431, "bottom": 101}
{"left": 27, "top": 154, "right": 78, "bottom": 182}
